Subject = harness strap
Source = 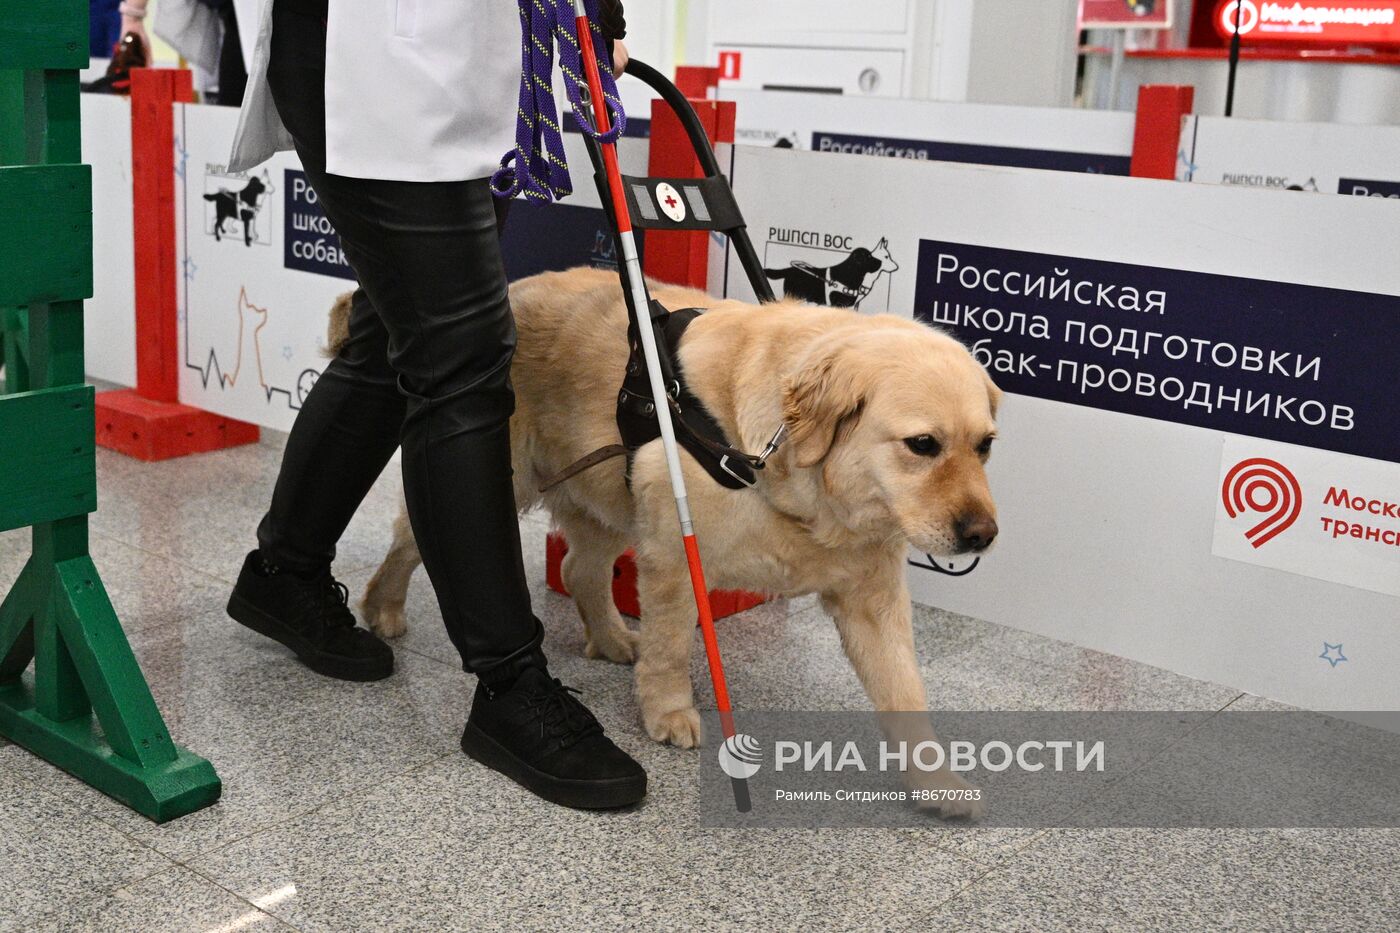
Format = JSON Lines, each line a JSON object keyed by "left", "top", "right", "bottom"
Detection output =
{"left": 536, "top": 305, "right": 786, "bottom": 493}
{"left": 665, "top": 396, "right": 764, "bottom": 470}
{"left": 537, "top": 444, "right": 629, "bottom": 493}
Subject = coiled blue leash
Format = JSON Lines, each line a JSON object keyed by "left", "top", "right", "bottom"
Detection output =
{"left": 492, "top": 0, "right": 627, "bottom": 203}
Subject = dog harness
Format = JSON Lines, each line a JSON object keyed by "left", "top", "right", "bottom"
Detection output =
{"left": 523, "top": 57, "right": 785, "bottom": 496}
{"left": 788, "top": 262, "right": 872, "bottom": 307}
{"left": 538, "top": 303, "right": 786, "bottom": 493}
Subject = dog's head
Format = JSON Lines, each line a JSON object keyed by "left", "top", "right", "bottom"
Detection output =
{"left": 871, "top": 237, "right": 900, "bottom": 274}
{"left": 781, "top": 319, "right": 1000, "bottom": 556}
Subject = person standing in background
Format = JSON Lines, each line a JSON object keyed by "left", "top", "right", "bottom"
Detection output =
{"left": 90, "top": 0, "right": 125, "bottom": 58}
{"left": 156, "top": 0, "right": 256, "bottom": 105}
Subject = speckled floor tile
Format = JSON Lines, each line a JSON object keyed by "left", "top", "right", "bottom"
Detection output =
{"left": 975, "top": 619, "right": 1244, "bottom": 712}
{"left": 0, "top": 528, "right": 30, "bottom": 616}
{"left": 931, "top": 827, "right": 1400, "bottom": 931}
{"left": 89, "top": 434, "right": 405, "bottom": 581}
{"left": 28, "top": 865, "right": 294, "bottom": 933}
{"left": 12, "top": 398, "right": 1384, "bottom": 932}
{"left": 190, "top": 753, "right": 987, "bottom": 932}
{"left": 0, "top": 604, "right": 474, "bottom": 861}
{"left": 0, "top": 530, "right": 235, "bottom": 636}
{"left": 915, "top": 641, "right": 1232, "bottom": 714}
{"left": 0, "top": 528, "right": 25, "bottom": 754}
{"left": 0, "top": 763, "right": 174, "bottom": 931}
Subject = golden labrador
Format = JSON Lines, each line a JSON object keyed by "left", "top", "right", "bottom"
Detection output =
{"left": 343, "top": 267, "right": 1000, "bottom": 816}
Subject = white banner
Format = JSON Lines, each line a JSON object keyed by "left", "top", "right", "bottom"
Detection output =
{"left": 173, "top": 103, "right": 646, "bottom": 432}
{"left": 723, "top": 144, "right": 1400, "bottom": 710}
{"left": 722, "top": 88, "right": 1135, "bottom": 175}
{"left": 1180, "top": 114, "right": 1400, "bottom": 199}
{"left": 1214, "top": 437, "right": 1400, "bottom": 598}
{"left": 175, "top": 104, "right": 346, "bottom": 432}
{"left": 81, "top": 93, "right": 137, "bottom": 387}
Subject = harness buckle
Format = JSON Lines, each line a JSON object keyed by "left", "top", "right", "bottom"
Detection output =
{"left": 719, "top": 454, "right": 758, "bottom": 489}
{"left": 754, "top": 423, "right": 788, "bottom": 467}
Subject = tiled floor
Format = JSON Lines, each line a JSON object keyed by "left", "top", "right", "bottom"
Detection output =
{"left": 2, "top": 433, "right": 1396, "bottom": 932}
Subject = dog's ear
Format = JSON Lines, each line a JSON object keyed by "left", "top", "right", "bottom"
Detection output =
{"left": 783, "top": 343, "right": 865, "bottom": 468}
{"left": 983, "top": 367, "right": 1003, "bottom": 419}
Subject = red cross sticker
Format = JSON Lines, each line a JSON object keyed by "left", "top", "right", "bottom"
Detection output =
{"left": 655, "top": 182, "right": 687, "bottom": 222}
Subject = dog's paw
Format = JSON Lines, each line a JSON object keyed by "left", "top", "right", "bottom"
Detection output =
{"left": 584, "top": 627, "right": 639, "bottom": 664}
{"left": 645, "top": 707, "right": 703, "bottom": 748}
{"left": 362, "top": 604, "right": 408, "bottom": 640}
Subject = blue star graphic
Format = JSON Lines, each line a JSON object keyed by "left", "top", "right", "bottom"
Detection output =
{"left": 182, "top": 256, "right": 198, "bottom": 282}
{"left": 1319, "top": 643, "right": 1347, "bottom": 668}
{"left": 282, "top": 345, "right": 294, "bottom": 361}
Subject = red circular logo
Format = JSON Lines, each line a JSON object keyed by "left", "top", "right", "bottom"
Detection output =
{"left": 1222, "top": 457, "right": 1301, "bottom": 548}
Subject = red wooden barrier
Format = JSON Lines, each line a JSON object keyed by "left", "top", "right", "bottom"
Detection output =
{"left": 546, "top": 532, "right": 766, "bottom": 620}
{"left": 95, "top": 68, "right": 259, "bottom": 460}
{"left": 674, "top": 65, "right": 720, "bottom": 100}
{"left": 640, "top": 94, "right": 736, "bottom": 289}
{"left": 1130, "top": 85, "right": 1195, "bottom": 180}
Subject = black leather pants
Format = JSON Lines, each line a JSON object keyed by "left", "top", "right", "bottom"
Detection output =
{"left": 255, "top": 1, "right": 540, "bottom": 673}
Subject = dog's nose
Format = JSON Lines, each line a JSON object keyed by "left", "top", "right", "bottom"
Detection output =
{"left": 956, "top": 515, "right": 998, "bottom": 552}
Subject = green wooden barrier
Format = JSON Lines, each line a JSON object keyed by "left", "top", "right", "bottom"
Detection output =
{"left": 0, "top": 4, "right": 220, "bottom": 822}
{"left": 1, "top": 68, "right": 27, "bottom": 391}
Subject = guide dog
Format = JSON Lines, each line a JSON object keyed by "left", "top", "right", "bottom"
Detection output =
{"left": 341, "top": 267, "right": 1000, "bottom": 816}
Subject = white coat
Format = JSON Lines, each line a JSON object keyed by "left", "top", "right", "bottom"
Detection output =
{"left": 228, "top": 0, "right": 521, "bottom": 182}
{"left": 154, "top": 0, "right": 260, "bottom": 81}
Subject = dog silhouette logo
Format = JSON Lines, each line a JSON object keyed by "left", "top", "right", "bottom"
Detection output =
{"left": 718, "top": 733, "right": 763, "bottom": 780}
{"left": 204, "top": 169, "right": 274, "bottom": 247}
{"left": 764, "top": 238, "right": 899, "bottom": 309}
{"left": 1221, "top": 457, "right": 1301, "bottom": 548}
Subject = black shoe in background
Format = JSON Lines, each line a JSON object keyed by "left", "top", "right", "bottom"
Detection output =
{"left": 81, "top": 31, "right": 147, "bottom": 95}
{"left": 227, "top": 550, "right": 394, "bottom": 681}
{"left": 461, "top": 666, "right": 647, "bottom": 809}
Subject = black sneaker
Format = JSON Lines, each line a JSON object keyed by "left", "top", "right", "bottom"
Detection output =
{"left": 227, "top": 550, "right": 394, "bottom": 682}
{"left": 461, "top": 666, "right": 647, "bottom": 809}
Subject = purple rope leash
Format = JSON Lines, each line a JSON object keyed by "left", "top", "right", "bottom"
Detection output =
{"left": 492, "top": 0, "right": 627, "bottom": 203}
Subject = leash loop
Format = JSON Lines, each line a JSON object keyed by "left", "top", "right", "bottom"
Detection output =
{"left": 493, "top": 0, "right": 626, "bottom": 202}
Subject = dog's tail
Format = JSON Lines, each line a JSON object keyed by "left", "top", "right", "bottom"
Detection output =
{"left": 324, "top": 291, "right": 354, "bottom": 358}
{"left": 763, "top": 268, "right": 786, "bottom": 279}
{"left": 202, "top": 193, "right": 220, "bottom": 201}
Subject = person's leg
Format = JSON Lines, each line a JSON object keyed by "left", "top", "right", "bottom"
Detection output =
{"left": 256, "top": 288, "right": 405, "bottom": 574}
{"left": 215, "top": 3, "right": 249, "bottom": 107}
{"left": 246, "top": 0, "right": 644, "bottom": 807}
{"left": 303, "top": 176, "right": 539, "bottom": 672}
{"left": 227, "top": 3, "right": 400, "bottom": 682}
{"left": 259, "top": 1, "right": 534, "bottom": 673}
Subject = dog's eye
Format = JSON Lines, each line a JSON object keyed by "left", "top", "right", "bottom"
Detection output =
{"left": 977, "top": 436, "right": 995, "bottom": 456}
{"left": 904, "top": 435, "right": 941, "bottom": 457}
